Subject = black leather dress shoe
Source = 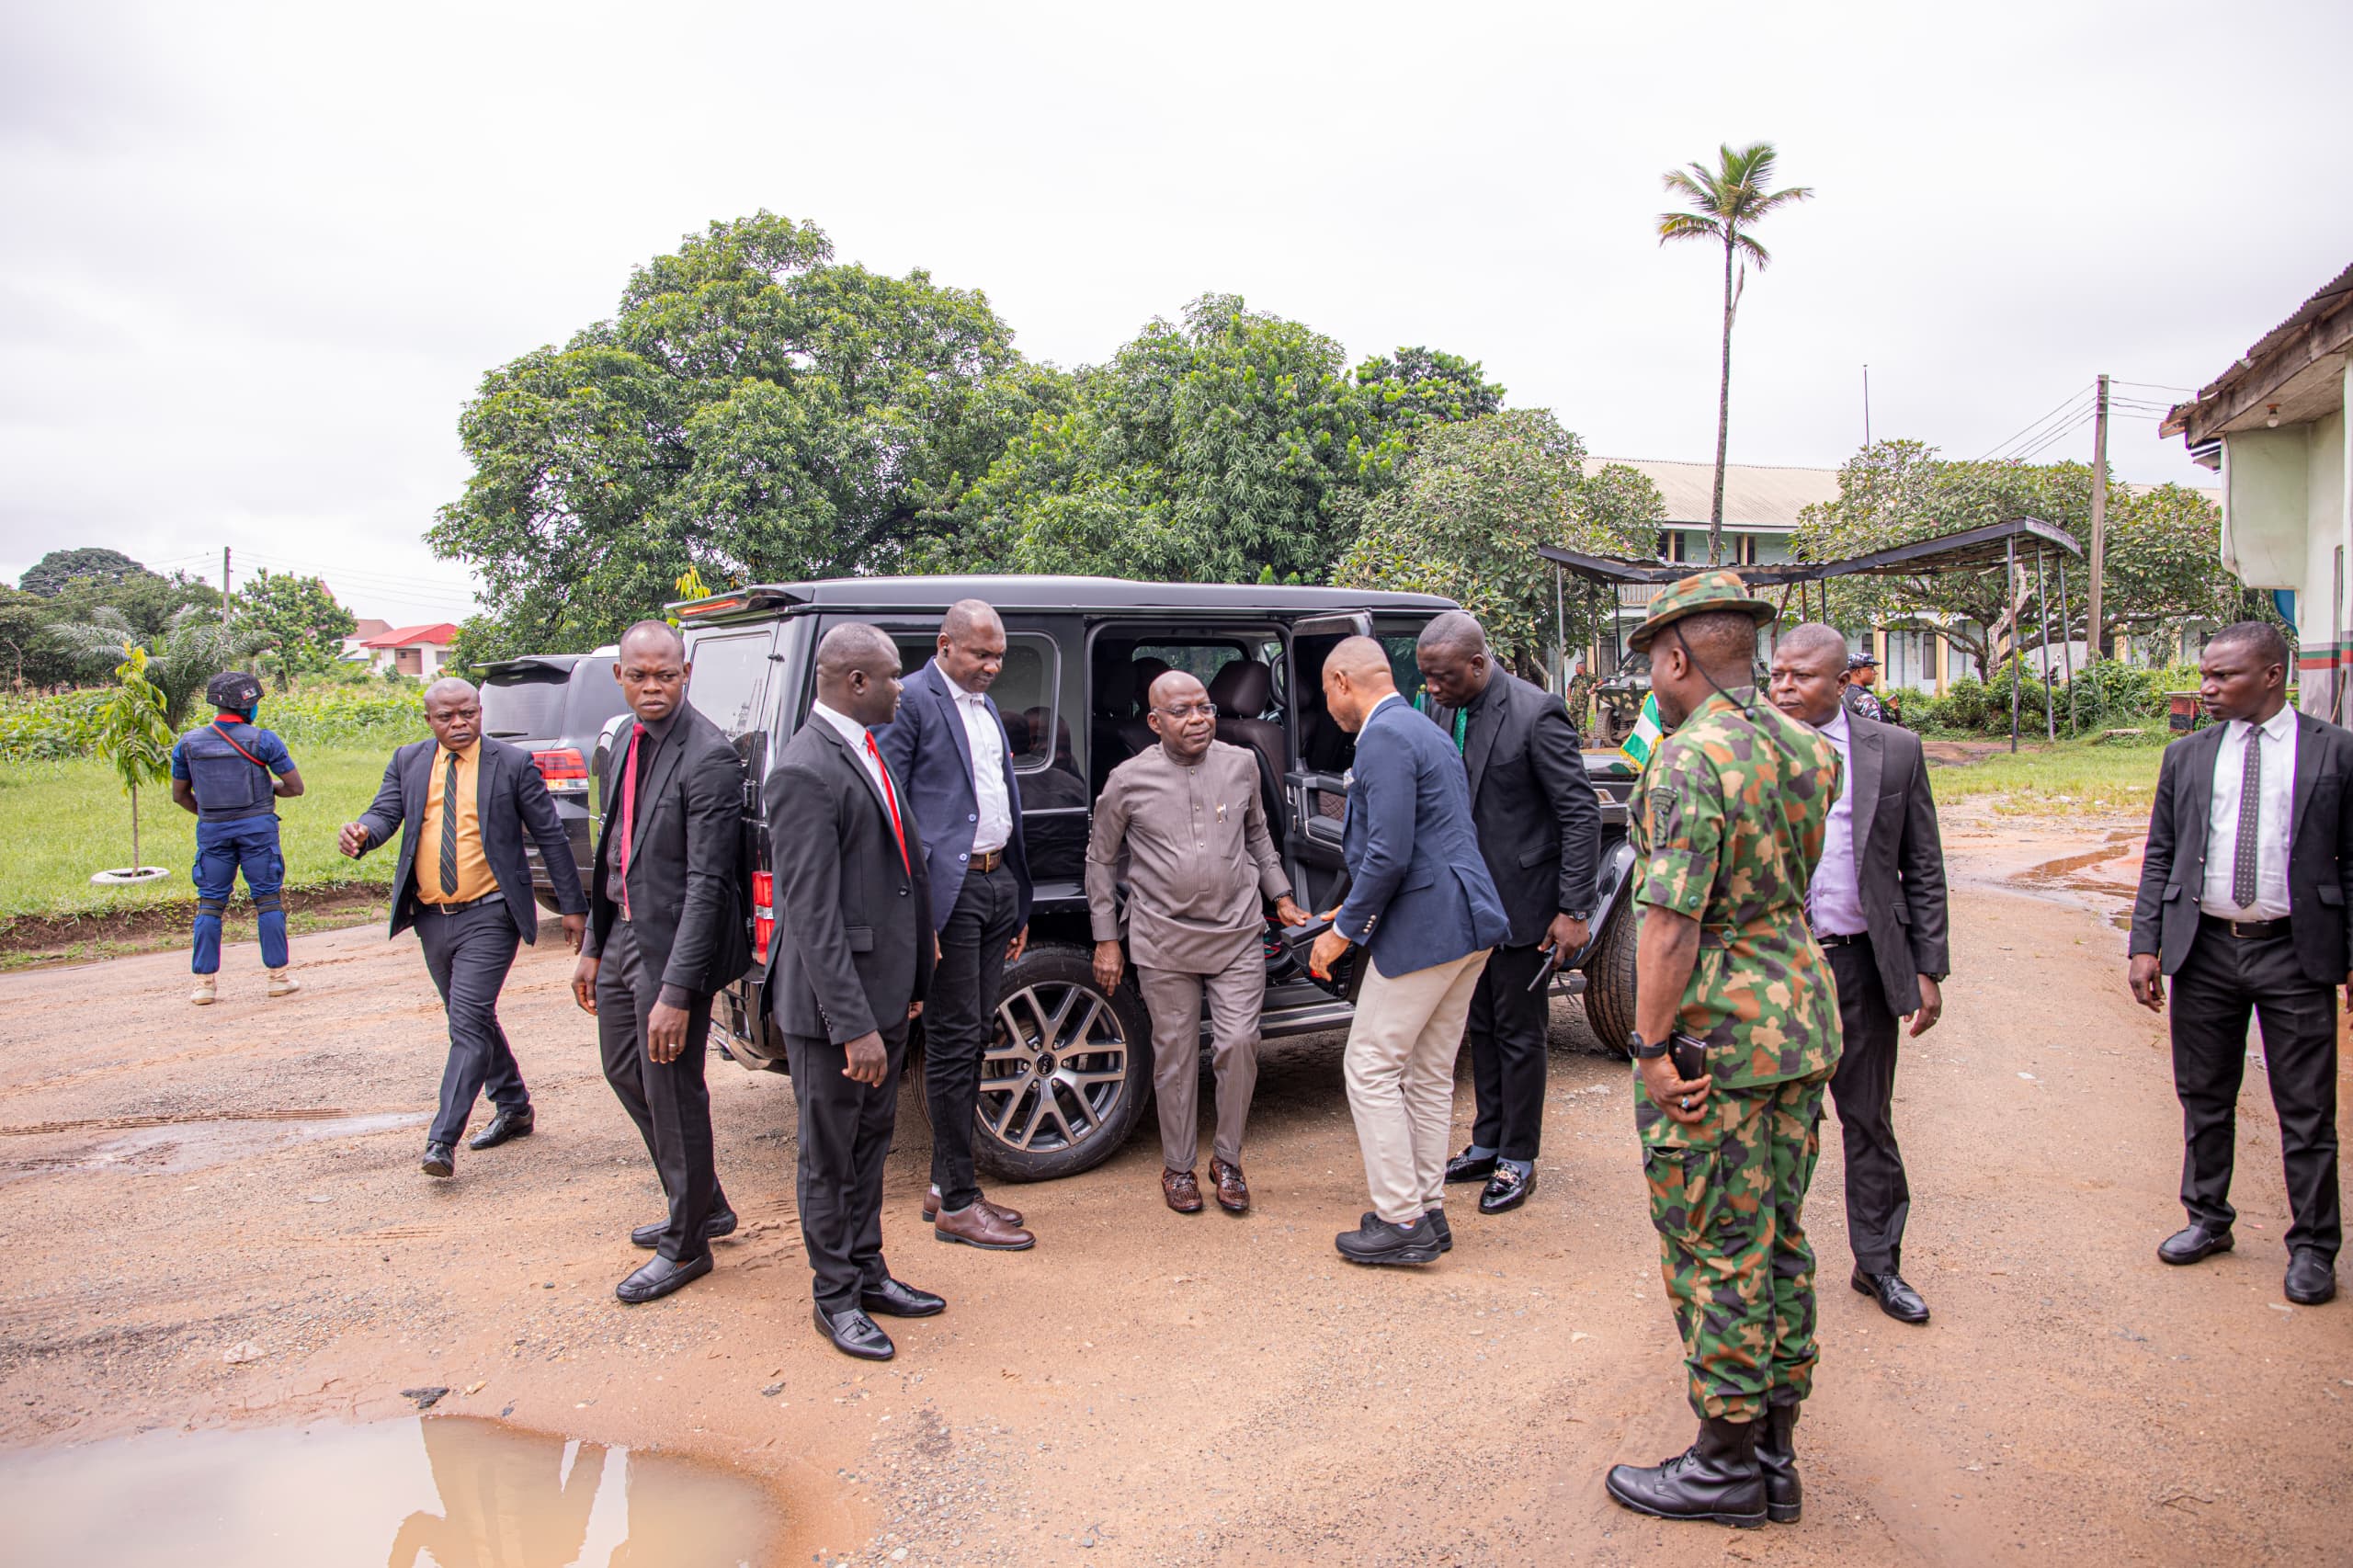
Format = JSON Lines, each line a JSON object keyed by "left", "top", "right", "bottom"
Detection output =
{"left": 815, "top": 1303, "right": 894, "bottom": 1360}
{"left": 420, "top": 1141, "right": 455, "bottom": 1178}
{"left": 1445, "top": 1149, "right": 1498, "bottom": 1185}
{"left": 631, "top": 1209, "right": 738, "bottom": 1250}
{"left": 1479, "top": 1165, "right": 1536, "bottom": 1215}
{"left": 2157, "top": 1223, "right": 2234, "bottom": 1266}
{"left": 2285, "top": 1249, "right": 2337, "bottom": 1305}
{"left": 860, "top": 1277, "right": 947, "bottom": 1318}
{"left": 467, "top": 1107, "right": 534, "bottom": 1150}
{"left": 1851, "top": 1269, "right": 1929, "bottom": 1324}
{"left": 615, "top": 1252, "right": 711, "bottom": 1304}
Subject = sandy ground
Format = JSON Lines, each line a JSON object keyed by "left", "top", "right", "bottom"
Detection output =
{"left": 3, "top": 808, "right": 2349, "bottom": 1567}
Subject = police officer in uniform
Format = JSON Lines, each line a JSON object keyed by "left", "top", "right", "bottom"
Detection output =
{"left": 1602, "top": 573, "right": 1845, "bottom": 1529}
{"left": 1842, "top": 653, "right": 1887, "bottom": 722}
{"left": 170, "top": 671, "right": 305, "bottom": 1005}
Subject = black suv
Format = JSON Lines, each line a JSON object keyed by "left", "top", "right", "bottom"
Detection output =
{"left": 476, "top": 649, "right": 631, "bottom": 908}
{"left": 675, "top": 576, "right": 1638, "bottom": 1183}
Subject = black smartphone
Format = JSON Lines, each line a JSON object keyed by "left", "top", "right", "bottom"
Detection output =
{"left": 1670, "top": 1033, "right": 1709, "bottom": 1082}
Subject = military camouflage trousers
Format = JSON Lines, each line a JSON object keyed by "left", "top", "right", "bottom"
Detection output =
{"left": 1634, "top": 1063, "right": 1833, "bottom": 1422}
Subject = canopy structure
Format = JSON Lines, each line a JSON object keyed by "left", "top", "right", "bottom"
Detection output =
{"left": 1538, "top": 517, "right": 2086, "bottom": 753}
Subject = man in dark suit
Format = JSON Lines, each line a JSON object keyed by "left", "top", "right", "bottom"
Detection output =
{"left": 768, "top": 622, "right": 944, "bottom": 1359}
{"left": 1415, "top": 611, "right": 1601, "bottom": 1216}
{"left": 872, "top": 598, "right": 1035, "bottom": 1252}
{"left": 568, "top": 621, "right": 750, "bottom": 1305}
{"left": 341, "top": 677, "right": 586, "bottom": 1180}
{"left": 1769, "top": 623, "right": 1949, "bottom": 1324}
{"left": 1310, "top": 637, "right": 1512, "bottom": 1267}
{"left": 2130, "top": 620, "right": 2347, "bottom": 1308}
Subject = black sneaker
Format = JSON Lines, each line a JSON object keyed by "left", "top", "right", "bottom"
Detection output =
{"left": 1335, "top": 1214, "right": 1440, "bottom": 1267}
{"left": 1363, "top": 1210, "right": 1454, "bottom": 1254}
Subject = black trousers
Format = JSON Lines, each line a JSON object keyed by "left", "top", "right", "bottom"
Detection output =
{"left": 785, "top": 1020, "right": 909, "bottom": 1312}
{"left": 926, "top": 860, "right": 1020, "bottom": 1211}
{"left": 2170, "top": 924, "right": 2341, "bottom": 1261}
{"left": 1464, "top": 941, "right": 1551, "bottom": 1162}
{"left": 415, "top": 899, "right": 525, "bottom": 1147}
{"left": 1824, "top": 938, "right": 1911, "bottom": 1275}
{"left": 596, "top": 919, "right": 724, "bottom": 1264}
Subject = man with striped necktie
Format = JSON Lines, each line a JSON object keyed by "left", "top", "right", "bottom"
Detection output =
{"left": 343, "top": 677, "right": 586, "bottom": 1182}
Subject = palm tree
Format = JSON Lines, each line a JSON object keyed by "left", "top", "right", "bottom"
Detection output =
{"left": 1657, "top": 142, "right": 1813, "bottom": 566}
{"left": 49, "top": 605, "right": 263, "bottom": 729}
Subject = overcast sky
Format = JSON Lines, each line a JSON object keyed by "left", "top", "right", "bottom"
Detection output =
{"left": 5, "top": 0, "right": 2347, "bottom": 625}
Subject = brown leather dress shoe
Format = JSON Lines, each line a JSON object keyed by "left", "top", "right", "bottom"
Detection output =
{"left": 1210, "top": 1157, "right": 1249, "bottom": 1213}
{"left": 1162, "top": 1168, "right": 1204, "bottom": 1213}
{"left": 922, "top": 1185, "right": 1024, "bottom": 1228}
{"left": 934, "top": 1199, "right": 1036, "bottom": 1250}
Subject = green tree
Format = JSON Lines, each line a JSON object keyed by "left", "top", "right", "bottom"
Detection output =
{"left": 20, "top": 547, "right": 154, "bottom": 597}
{"left": 91, "top": 644, "right": 177, "bottom": 872}
{"left": 45, "top": 570, "right": 222, "bottom": 645}
{"left": 1657, "top": 142, "right": 1813, "bottom": 567}
{"left": 1331, "top": 410, "right": 1665, "bottom": 673}
{"left": 236, "top": 568, "right": 357, "bottom": 685}
{"left": 0, "top": 587, "right": 82, "bottom": 689}
{"left": 48, "top": 604, "right": 261, "bottom": 728}
{"left": 431, "top": 210, "right": 1052, "bottom": 652}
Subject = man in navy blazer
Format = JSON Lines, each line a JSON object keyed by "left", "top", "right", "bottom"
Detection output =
{"left": 342, "top": 677, "right": 586, "bottom": 1179}
{"left": 872, "top": 598, "right": 1038, "bottom": 1251}
{"left": 1310, "top": 636, "right": 1511, "bottom": 1267}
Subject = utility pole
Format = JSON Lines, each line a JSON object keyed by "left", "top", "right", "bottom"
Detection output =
{"left": 221, "top": 547, "right": 232, "bottom": 635}
{"left": 1862, "top": 364, "right": 1871, "bottom": 449}
{"left": 2086, "top": 374, "right": 2109, "bottom": 663}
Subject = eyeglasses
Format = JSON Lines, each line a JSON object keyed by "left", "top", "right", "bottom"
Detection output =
{"left": 1154, "top": 703, "right": 1220, "bottom": 721}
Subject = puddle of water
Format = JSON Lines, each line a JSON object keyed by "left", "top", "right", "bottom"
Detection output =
{"left": 0, "top": 1415, "right": 782, "bottom": 1567}
{"left": 2010, "top": 835, "right": 2143, "bottom": 931}
{"left": 0, "top": 1111, "right": 426, "bottom": 1182}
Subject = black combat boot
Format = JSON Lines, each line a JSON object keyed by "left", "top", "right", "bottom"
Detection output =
{"left": 1604, "top": 1415, "right": 1767, "bottom": 1528}
{"left": 1756, "top": 1399, "right": 1801, "bottom": 1523}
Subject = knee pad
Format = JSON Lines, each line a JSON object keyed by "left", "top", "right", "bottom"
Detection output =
{"left": 196, "top": 898, "right": 230, "bottom": 920}
{"left": 252, "top": 891, "right": 285, "bottom": 915}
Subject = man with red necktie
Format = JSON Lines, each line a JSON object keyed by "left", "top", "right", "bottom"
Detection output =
{"left": 766, "top": 623, "right": 942, "bottom": 1359}
{"left": 571, "top": 621, "right": 750, "bottom": 1306}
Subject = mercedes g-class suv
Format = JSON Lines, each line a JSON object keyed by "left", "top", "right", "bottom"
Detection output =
{"left": 671, "top": 575, "right": 1638, "bottom": 1184}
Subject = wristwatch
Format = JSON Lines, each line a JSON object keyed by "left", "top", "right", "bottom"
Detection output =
{"left": 1563, "top": 909, "right": 1593, "bottom": 924}
{"left": 1629, "top": 1029, "right": 1671, "bottom": 1061}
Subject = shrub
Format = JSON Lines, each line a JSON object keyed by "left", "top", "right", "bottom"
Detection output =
{"left": 0, "top": 681, "right": 424, "bottom": 762}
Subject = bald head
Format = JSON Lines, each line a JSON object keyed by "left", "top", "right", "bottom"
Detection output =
{"left": 1416, "top": 610, "right": 1493, "bottom": 709}
{"left": 1145, "top": 669, "right": 1217, "bottom": 762}
{"left": 937, "top": 597, "right": 1007, "bottom": 696}
{"left": 620, "top": 619, "right": 686, "bottom": 660}
{"left": 1778, "top": 622, "right": 1847, "bottom": 667}
{"left": 1322, "top": 636, "right": 1398, "bottom": 733}
{"left": 615, "top": 619, "right": 689, "bottom": 723}
{"left": 1768, "top": 621, "right": 1852, "bottom": 727}
{"left": 816, "top": 621, "right": 904, "bottom": 728}
{"left": 422, "top": 676, "right": 483, "bottom": 749}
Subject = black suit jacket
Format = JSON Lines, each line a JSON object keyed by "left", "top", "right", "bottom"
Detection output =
{"left": 1426, "top": 670, "right": 1601, "bottom": 949}
{"left": 764, "top": 716, "right": 935, "bottom": 1045}
{"left": 580, "top": 706, "right": 752, "bottom": 997}
{"left": 2130, "top": 710, "right": 2353, "bottom": 987}
{"left": 871, "top": 660, "right": 1033, "bottom": 934}
{"left": 1836, "top": 713, "right": 1949, "bottom": 1015}
{"left": 357, "top": 736, "right": 585, "bottom": 942}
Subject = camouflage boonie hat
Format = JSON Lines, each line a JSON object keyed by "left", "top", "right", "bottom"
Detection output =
{"left": 1627, "top": 569, "right": 1779, "bottom": 653}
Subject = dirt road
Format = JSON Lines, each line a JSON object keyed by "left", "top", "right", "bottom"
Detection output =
{"left": 3, "top": 807, "right": 2347, "bottom": 1566}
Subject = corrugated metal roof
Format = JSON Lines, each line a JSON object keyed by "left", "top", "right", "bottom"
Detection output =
{"left": 2165, "top": 260, "right": 2353, "bottom": 435}
{"left": 1584, "top": 457, "right": 1841, "bottom": 529}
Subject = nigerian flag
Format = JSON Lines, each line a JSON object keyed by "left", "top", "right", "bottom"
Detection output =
{"left": 1618, "top": 692, "right": 1665, "bottom": 772}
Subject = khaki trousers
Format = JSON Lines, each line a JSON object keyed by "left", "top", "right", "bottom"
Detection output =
{"left": 1345, "top": 948, "right": 1490, "bottom": 1224}
{"left": 1138, "top": 944, "right": 1264, "bottom": 1171}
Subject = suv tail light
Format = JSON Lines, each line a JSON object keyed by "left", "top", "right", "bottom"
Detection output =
{"left": 532, "top": 748, "right": 589, "bottom": 794}
{"left": 752, "top": 871, "right": 775, "bottom": 966}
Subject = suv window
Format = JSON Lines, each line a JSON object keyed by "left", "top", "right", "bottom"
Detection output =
{"left": 480, "top": 667, "right": 569, "bottom": 739}
{"left": 686, "top": 631, "right": 772, "bottom": 739}
{"left": 888, "top": 633, "right": 1059, "bottom": 772}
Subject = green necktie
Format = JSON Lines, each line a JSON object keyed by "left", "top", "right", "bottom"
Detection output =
{"left": 438, "top": 750, "right": 460, "bottom": 897}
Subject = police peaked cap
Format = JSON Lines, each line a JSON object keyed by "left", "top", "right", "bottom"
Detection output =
{"left": 206, "top": 671, "right": 263, "bottom": 710}
{"left": 1627, "top": 569, "right": 1779, "bottom": 654}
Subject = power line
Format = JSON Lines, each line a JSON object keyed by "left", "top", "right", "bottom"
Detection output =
{"left": 2009, "top": 406, "right": 2099, "bottom": 463}
{"left": 1981, "top": 382, "right": 2096, "bottom": 461}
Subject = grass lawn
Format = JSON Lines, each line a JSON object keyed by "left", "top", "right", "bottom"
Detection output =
{"left": 0, "top": 747, "right": 402, "bottom": 920}
{"left": 1927, "top": 733, "right": 2169, "bottom": 816}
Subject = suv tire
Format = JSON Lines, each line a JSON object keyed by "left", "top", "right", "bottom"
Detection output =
{"left": 1580, "top": 901, "right": 1640, "bottom": 1058}
{"left": 912, "top": 943, "right": 1153, "bottom": 1183}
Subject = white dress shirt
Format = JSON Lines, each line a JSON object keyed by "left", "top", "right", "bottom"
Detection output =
{"left": 2201, "top": 705, "right": 2296, "bottom": 920}
{"left": 937, "top": 660, "right": 1013, "bottom": 854}
{"left": 812, "top": 700, "right": 891, "bottom": 808}
{"left": 1806, "top": 708, "right": 1868, "bottom": 937}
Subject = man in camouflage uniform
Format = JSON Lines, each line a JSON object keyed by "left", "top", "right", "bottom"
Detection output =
{"left": 1602, "top": 571, "right": 1845, "bottom": 1529}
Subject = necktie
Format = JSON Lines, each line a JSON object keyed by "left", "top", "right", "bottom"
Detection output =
{"left": 865, "top": 732, "right": 911, "bottom": 872}
{"left": 617, "top": 723, "right": 644, "bottom": 919}
{"left": 438, "top": 750, "right": 460, "bottom": 898}
{"left": 2232, "top": 725, "right": 2262, "bottom": 910}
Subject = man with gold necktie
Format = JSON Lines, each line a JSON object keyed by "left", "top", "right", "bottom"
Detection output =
{"left": 343, "top": 677, "right": 586, "bottom": 1182}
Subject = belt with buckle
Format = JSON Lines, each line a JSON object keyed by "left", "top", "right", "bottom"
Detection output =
{"left": 421, "top": 892, "right": 503, "bottom": 915}
{"left": 2200, "top": 913, "right": 2290, "bottom": 941}
{"left": 1814, "top": 930, "right": 1870, "bottom": 948}
{"left": 971, "top": 847, "right": 1006, "bottom": 873}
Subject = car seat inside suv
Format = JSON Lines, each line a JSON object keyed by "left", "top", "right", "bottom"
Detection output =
{"left": 1207, "top": 657, "right": 1287, "bottom": 831}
